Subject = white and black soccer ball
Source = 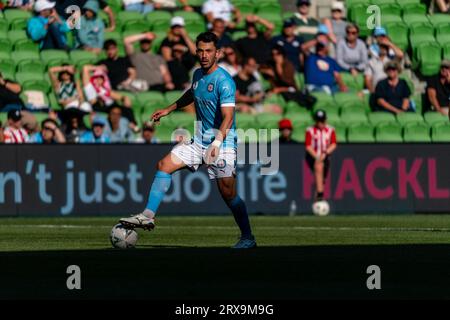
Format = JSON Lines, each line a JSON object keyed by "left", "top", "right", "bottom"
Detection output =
{"left": 110, "top": 224, "right": 138, "bottom": 249}
{"left": 312, "top": 200, "right": 330, "bottom": 216}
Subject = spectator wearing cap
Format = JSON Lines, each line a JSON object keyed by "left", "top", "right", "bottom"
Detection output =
{"left": 161, "top": 17, "right": 196, "bottom": 63}
{"left": 3, "top": 110, "right": 29, "bottom": 144}
{"left": 80, "top": 116, "right": 111, "bottom": 143}
{"left": 27, "top": 0, "right": 70, "bottom": 50}
{"left": 124, "top": 33, "right": 175, "bottom": 92}
{"left": 368, "top": 27, "right": 404, "bottom": 61}
{"left": 278, "top": 118, "right": 295, "bottom": 144}
{"left": 135, "top": 121, "right": 160, "bottom": 144}
{"left": 0, "top": 72, "right": 24, "bottom": 112}
{"left": 271, "top": 18, "right": 305, "bottom": 72}
{"left": 373, "top": 61, "right": 415, "bottom": 114}
{"left": 322, "top": 1, "right": 348, "bottom": 45}
{"left": 336, "top": 24, "right": 368, "bottom": 76}
{"left": 364, "top": 44, "right": 393, "bottom": 94}
{"left": 6, "top": 0, "right": 34, "bottom": 11}
{"left": 211, "top": 18, "right": 234, "bottom": 49}
{"left": 202, "top": 0, "right": 241, "bottom": 30}
{"left": 292, "top": 0, "right": 319, "bottom": 42}
{"left": 97, "top": 39, "right": 137, "bottom": 91}
{"left": 427, "top": 60, "right": 450, "bottom": 117}
{"left": 75, "top": 0, "right": 105, "bottom": 54}
{"left": 29, "top": 118, "right": 66, "bottom": 144}
{"left": 123, "top": 0, "right": 154, "bottom": 14}
{"left": 235, "top": 15, "right": 274, "bottom": 65}
{"left": 301, "top": 24, "right": 334, "bottom": 57}
{"left": 305, "top": 109, "right": 337, "bottom": 201}
{"left": 304, "top": 40, "right": 348, "bottom": 95}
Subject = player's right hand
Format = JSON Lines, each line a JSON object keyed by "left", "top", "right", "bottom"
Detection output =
{"left": 151, "top": 109, "right": 170, "bottom": 123}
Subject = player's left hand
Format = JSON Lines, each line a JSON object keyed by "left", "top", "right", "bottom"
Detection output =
{"left": 205, "top": 144, "right": 220, "bottom": 165}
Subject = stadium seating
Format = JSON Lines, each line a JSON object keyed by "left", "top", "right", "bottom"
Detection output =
{"left": 431, "top": 123, "right": 450, "bottom": 142}
{"left": 375, "top": 122, "right": 403, "bottom": 143}
{"left": 347, "top": 123, "right": 375, "bottom": 142}
{"left": 403, "top": 122, "right": 431, "bottom": 142}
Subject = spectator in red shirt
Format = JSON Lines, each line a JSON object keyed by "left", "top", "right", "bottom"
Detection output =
{"left": 305, "top": 109, "right": 337, "bottom": 201}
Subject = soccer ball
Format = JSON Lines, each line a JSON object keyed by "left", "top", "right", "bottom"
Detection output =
{"left": 312, "top": 200, "right": 330, "bottom": 216}
{"left": 110, "top": 224, "right": 138, "bottom": 249}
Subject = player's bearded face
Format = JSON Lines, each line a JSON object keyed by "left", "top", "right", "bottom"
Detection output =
{"left": 197, "top": 41, "right": 219, "bottom": 70}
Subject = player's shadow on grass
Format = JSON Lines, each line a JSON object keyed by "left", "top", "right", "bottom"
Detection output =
{"left": 2, "top": 244, "right": 450, "bottom": 300}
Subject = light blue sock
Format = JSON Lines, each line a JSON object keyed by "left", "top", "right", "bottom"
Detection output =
{"left": 145, "top": 171, "right": 172, "bottom": 214}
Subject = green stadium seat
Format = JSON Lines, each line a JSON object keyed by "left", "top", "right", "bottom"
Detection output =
{"left": 380, "top": 14, "right": 404, "bottom": 25}
{"left": 334, "top": 92, "right": 365, "bottom": 109}
{"left": 402, "top": 14, "right": 430, "bottom": 26}
{"left": 9, "top": 17, "right": 28, "bottom": 30}
{"left": 401, "top": 3, "right": 427, "bottom": 15}
{"left": 368, "top": 112, "right": 396, "bottom": 126}
{"left": 116, "top": 91, "right": 141, "bottom": 119}
{"left": 48, "top": 92, "right": 61, "bottom": 111}
{"left": 104, "top": 31, "right": 123, "bottom": 43}
{"left": 0, "top": 51, "right": 11, "bottom": 61}
{"left": 310, "top": 92, "right": 334, "bottom": 109}
{"left": 40, "top": 50, "right": 70, "bottom": 68}
{"left": 371, "top": 0, "right": 396, "bottom": 5}
{"left": 256, "top": 12, "right": 282, "bottom": 32}
{"left": 17, "top": 59, "right": 45, "bottom": 73}
{"left": 256, "top": 2, "right": 282, "bottom": 15}
{"left": 165, "top": 111, "right": 196, "bottom": 130}
{"left": 11, "top": 51, "right": 40, "bottom": 65}
{"left": 264, "top": 93, "right": 285, "bottom": 108}
{"left": 154, "top": 124, "right": 177, "bottom": 143}
{"left": 396, "top": 112, "right": 423, "bottom": 125}
{"left": 375, "top": 122, "right": 403, "bottom": 142}
{"left": 284, "top": 100, "right": 310, "bottom": 115}
{"left": 22, "top": 80, "right": 51, "bottom": 95}
{"left": 428, "top": 14, "right": 450, "bottom": 27}
{"left": 385, "top": 22, "right": 409, "bottom": 51}
{"left": 106, "top": 0, "right": 122, "bottom": 13}
{"left": 137, "top": 91, "right": 166, "bottom": 110}
{"left": 13, "top": 39, "right": 39, "bottom": 53}
{"left": 7, "top": 30, "right": 28, "bottom": 42}
{"left": 0, "top": 59, "right": 15, "bottom": 77}
{"left": 236, "top": 113, "right": 258, "bottom": 130}
{"left": 256, "top": 113, "right": 283, "bottom": 129}
{"left": 164, "top": 90, "right": 183, "bottom": 105}
{"left": 340, "top": 107, "right": 368, "bottom": 126}
{"left": 122, "top": 19, "right": 149, "bottom": 33}
{"left": 403, "top": 122, "right": 431, "bottom": 142}
{"left": 399, "top": 75, "right": 415, "bottom": 93}
{"left": 443, "top": 44, "right": 450, "bottom": 61}
{"left": 3, "top": 9, "right": 32, "bottom": 23}
{"left": 118, "top": 11, "right": 144, "bottom": 23}
{"left": 431, "top": 123, "right": 450, "bottom": 142}
{"left": 347, "top": 123, "right": 375, "bottom": 142}
{"left": 69, "top": 50, "right": 98, "bottom": 65}
{"left": 411, "top": 40, "right": 437, "bottom": 69}
{"left": 435, "top": 24, "right": 450, "bottom": 46}
{"left": 409, "top": 23, "right": 434, "bottom": 36}
{"left": 333, "top": 123, "right": 347, "bottom": 143}
{"left": 378, "top": 3, "right": 402, "bottom": 16}
{"left": 231, "top": 31, "right": 247, "bottom": 41}
{"left": 0, "top": 18, "right": 8, "bottom": 33}
{"left": 326, "top": 113, "right": 341, "bottom": 125}
{"left": 285, "top": 112, "right": 313, "bottom": 127}
{"left": 291, "top": 124, "right": 307, "bottom": 143}
{"left": 424, "top": 112, "right": 449, "bottom": 126}
{"left": 417, "top": 43, "right": 442, "bottom": 77}
{"left": 396, "top": 0, "right": 421, "bottom": 7}
{"left": 233, "top": 1, "right": 255, "bottom": 15}
{"left": 340, "top": 72, "right": 364, "bottom": 91}
{"left": 0, "top": 38, "right": 12, "bottom": 54}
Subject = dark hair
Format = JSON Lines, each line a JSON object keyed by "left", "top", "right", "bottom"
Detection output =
{"left": 346, "top": 23, "right": 359, "bottom": 34}
{"left": 196, "top": 32, "right": 219, "bottom": 48}
{"left": 103, "top": 39, "right": 117, "bottom": 50}
{"left": 58, "top": 70, "right": 74, "bottom": 82}
{"left": 41, "top": 118, "right": 58, "bottom": 130}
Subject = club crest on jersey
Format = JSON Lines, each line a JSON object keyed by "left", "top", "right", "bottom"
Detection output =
{"left": 193, "top": 81, "right": 198, "bottom": 90}
{"left": 207, "top": 83, "right": 214, "bottom": 92}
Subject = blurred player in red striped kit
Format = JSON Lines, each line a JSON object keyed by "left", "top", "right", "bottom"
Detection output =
{"left": 305, "top": 109, "right": 337, "bottom": 201}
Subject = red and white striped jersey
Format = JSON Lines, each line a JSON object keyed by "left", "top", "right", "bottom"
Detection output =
{"left": 3, "top": 126, "right": 29, "bottom": 144}
{"left": 305, "top": 125, "right": 337, "bottom": 156}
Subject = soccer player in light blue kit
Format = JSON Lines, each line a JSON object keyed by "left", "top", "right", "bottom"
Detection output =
{"left": 120, "top": 32, "right": 256, "bottom": 249}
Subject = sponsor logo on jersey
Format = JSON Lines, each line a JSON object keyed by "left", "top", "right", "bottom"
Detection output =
{"left": 207, "top": 83, "right": 214, "bottom": 92}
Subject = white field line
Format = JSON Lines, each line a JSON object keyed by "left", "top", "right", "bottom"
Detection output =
{"left": 3, "top": 225, "right": 450, "bottom": 232}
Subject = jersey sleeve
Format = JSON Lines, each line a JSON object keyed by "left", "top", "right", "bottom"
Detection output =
{"left": 330, "top": 129, "right": 337, "bottom": 144}
{"left": 305, "top": 129, "right": 312, "bottom": 147}
{"left": 219, "top": 76, "right": 236, "bottom": 108}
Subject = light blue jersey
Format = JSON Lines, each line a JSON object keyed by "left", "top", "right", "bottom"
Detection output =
{"left": 191, "top": 66, "right": 237, "bottom": 150}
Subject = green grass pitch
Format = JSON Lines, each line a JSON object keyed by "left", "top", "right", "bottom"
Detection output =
{"left": 1, "top": 215, "right": 450, "bottom": 299}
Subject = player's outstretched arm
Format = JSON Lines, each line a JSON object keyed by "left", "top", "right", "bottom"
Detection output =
{"left": 151, "top": 89, "right": 194, "bottom": 122}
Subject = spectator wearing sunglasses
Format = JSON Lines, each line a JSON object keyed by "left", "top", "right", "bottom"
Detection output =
{"left": 29, "top": 118, "right": 66, "bottom": 144}
{"left": 336, "top": 24, "right": 368, "bottom": 77}
{"left": 427, "top": 60, "right": 450, "bottom": 117}
{"left": 322, "top": 1, "right": 348, "bottom": 45}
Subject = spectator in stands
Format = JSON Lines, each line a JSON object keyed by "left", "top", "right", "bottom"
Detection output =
{"left": 278, "top": 118, "right": 295, "bottom": 143}
{"left": 301, "top": 24, "right": 334, "bottom": 57}
{"left": 6, "top": 0, "right": 34, "bottom": 11}
{"left": 234, "top": 57, "right": 265, "bottom": 114}
{"left": 304, "top": 41, "right": 348, "bottom": 95}
{"left": 79, "top": 116, "right": 110, "bottom": 143}
{"left": 61, "top": 113, "right": 86, "bottom": 142}
{"left": 152, "top": 0, "right": 193, "bottom": 11}
{"left": 135, "top": 120, "right": 160, "bottom": 144}
{"left": 305, "top": 109, "right": 337, "bottom": 201}
{"left": 124, "top": 33, "right": 175, "bottom": 92}
{"left": 0, "top": 123, "right": 3, "bottom": 143}
{"left": 27, "top": 0, "right": 70, "bottom": 50}
{"left": 202, "top": 0, "right": 241, "bottom": 30}
{"left": 368, "top": 27, "right": 404, "bottom": 61}
{"left": 55, "top": 0, "right": 116, "bottom": 32}
{"left": 3, "top": 110, "right": 29, "bottom": 144}
{"left": 123, "top": 0, "right": 154, "bottom": 14}
{"left": 336, "top": 24, "right": 368, "bottom": 76}
{"left": 322, "top": 1, "right": 347, "bottom": 46}
{"left": 103, "top": 105, "right": 135, "bottom": 143}
{"left": 0, "top": 72, "right": 24, "bottom": 112}
{"left": 211, "top": 18, "right": 234, "bottom": 49}
{"left": 292, "top": 0, "right": 319, "bottom": 42}
{"left": 431, "top": 0, "right": 450, "bottom": 13}
{"left": 97, "top": 39, "right": 137, "bottom": 91}
{"left": 373, "top": 61, "right": 414, "bottom": 114}
{"left": 235, "top": 15, "right": 274, "bottom": 65}
{"left": 218, "top": 44, "right": 242, "bottom": 77}
{"left": 29, "top": 118, "right": 66, "bottom": 144}
{"left": 364, "top": 44, "right": 392, "bottom": 94}
{"left": 82, "top": 65, "right": 137, "bottom": 128}
{"left": 271, "top": 18, "right": 305, "bottom": 72}
{"left": 75, "top": 0, "right": 105, "bottom": 54}
{"left": 427, "top": 60, "right": 450, "bottom": 116}
{"left": 166, "top": 43, "right": 194, "bottom": 90}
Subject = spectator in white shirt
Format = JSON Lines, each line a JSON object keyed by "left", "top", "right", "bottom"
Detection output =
{"left": 202, "top": 0, "right": 241, "bottom": 29}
